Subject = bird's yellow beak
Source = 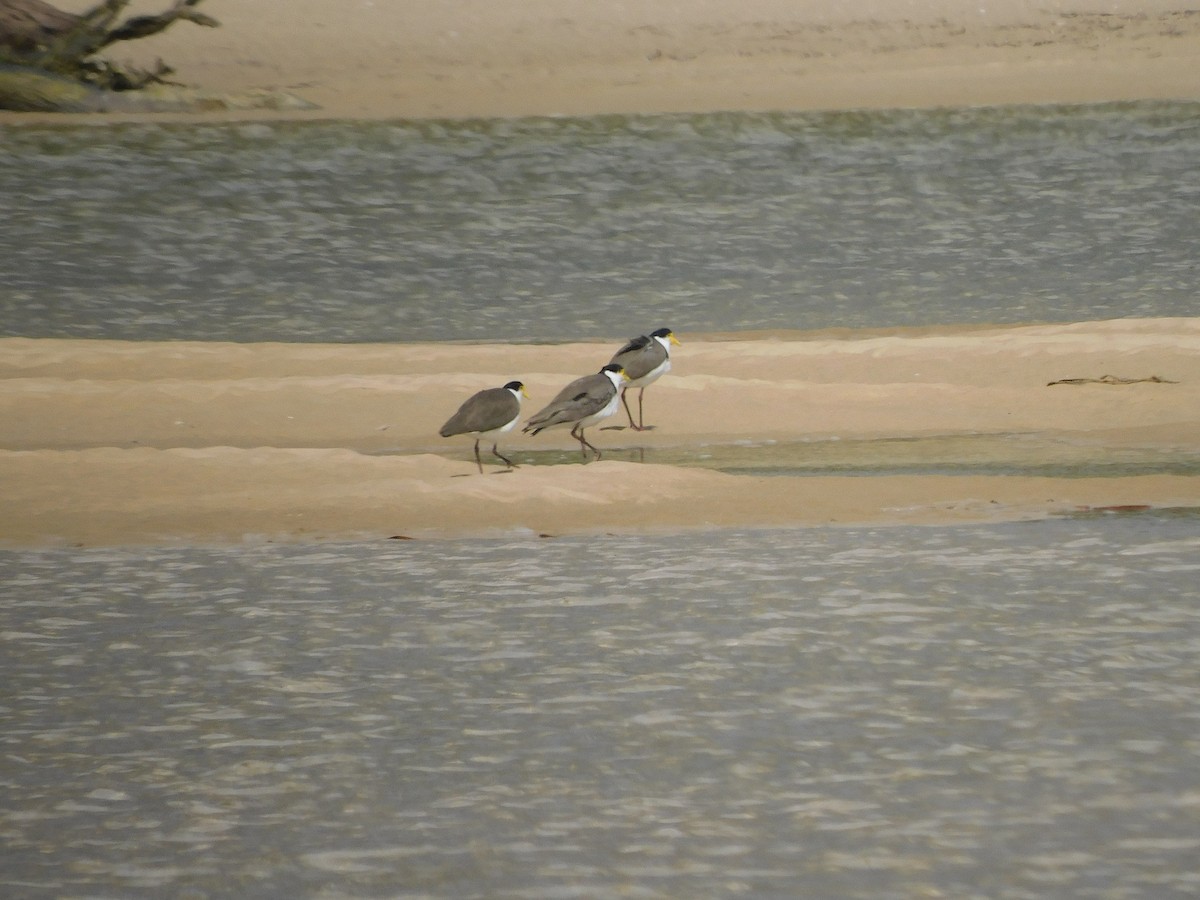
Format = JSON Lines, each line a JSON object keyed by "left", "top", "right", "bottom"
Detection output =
{"left": 620, "top": 367, "right": 630, "bottom": 381}
{"left": 520, "top": 385, "right": 530, "bottom": 398}
{"left": 670, "top": 334, "right": 682, "bottom": 346}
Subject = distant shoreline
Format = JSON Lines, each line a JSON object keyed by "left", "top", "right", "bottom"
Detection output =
{"left": 4, "top": 0, "right": 1198, "bottom": 122}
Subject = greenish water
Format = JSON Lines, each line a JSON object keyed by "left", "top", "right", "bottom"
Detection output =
{"left": 429, "top": 432, "right": 1200, "bottom": 479}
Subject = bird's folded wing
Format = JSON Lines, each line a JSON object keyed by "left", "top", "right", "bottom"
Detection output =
{"left": 526, "top": 377, "right": 608, "bottom": 429}
{"left": 611, "top": 335, "right": 650, "bottom": 360}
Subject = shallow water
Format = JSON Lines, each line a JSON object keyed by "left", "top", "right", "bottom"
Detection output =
{"left": 4, "top": 515, "right": 1200, "bottom": 898}
{"left": 3, "top": 101, "right": 1199, "bottom": 342}
{"left": 423, "top": 431, "right": 1200, "bottom": 480}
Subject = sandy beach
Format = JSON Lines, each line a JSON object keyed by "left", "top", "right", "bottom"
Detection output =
{"left": 2, "top": 319, "right": 1197, "bottom": 545}
{"left": 8, "top": 0, "right": 1200, "bottom": 120}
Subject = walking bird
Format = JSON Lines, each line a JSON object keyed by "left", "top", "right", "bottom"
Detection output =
{"left": 439, "top": 380, "right": 528, "bottom": 473}
{"left": 523, "top": 364, "right": 628, "bottom": 461}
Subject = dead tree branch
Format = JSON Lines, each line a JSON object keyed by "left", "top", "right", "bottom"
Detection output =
{"left": 0, "top": 0, "right": 218, "bottom": 104}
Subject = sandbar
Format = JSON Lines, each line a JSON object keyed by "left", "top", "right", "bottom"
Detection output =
{"left": 2, "top": 319, "right": 1197, "bottom": 545}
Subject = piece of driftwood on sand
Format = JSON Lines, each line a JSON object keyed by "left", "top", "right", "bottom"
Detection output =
{"left": 0, "top": 0, "right": 312, "bottom": 111}
{"left": 1046, "top": 375, "right": 1181, "bottom": 387}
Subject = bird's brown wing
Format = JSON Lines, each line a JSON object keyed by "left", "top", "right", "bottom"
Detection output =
{"left": 609, "top": 335, "right": 662, "bottom": 381}
{"left": 440, "top": 388, "right": 518, "bottom": 436}
{"left": 524, "top": 374, "right": 612, "bottom": 432}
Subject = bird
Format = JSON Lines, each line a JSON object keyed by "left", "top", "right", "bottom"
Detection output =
{"left": 523, "top": 364, "right": 628, "bottom": 461}
{"left": 608, "top": 327, "right": 680, "bottom": 431}
{"left": 439, "top": 380, "right": 528, "bottom": 474}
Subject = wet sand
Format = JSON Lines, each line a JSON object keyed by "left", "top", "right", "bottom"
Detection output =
{"left": 2, "top": 319, "right": 1197, "bottom": 545}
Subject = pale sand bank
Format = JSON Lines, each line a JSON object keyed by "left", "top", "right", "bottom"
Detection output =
{"left": 8, "top": 0, "right": 1200, "bottom": 121}
{"left": 2, "top": 319, "right": 1197, "bottom": 546}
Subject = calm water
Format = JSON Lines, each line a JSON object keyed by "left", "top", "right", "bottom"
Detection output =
{"left": 3, "top": 515, "right": 1200, "bottom": 897}
{"left": 3, "top": 101, "right": 1199, "bottom": 342}
{"left": 493, "top": 433, "right": 1200, "bottom": 480}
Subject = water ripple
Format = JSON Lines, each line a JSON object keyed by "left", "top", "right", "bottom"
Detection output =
{"left": 2, "top": 515, "right": 1199, "bottom": 895}
{"left": 3, "top": 102, "right": 1199, "bottom": 342}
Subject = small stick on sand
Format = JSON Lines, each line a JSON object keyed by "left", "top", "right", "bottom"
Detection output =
{"left": 1047, "top": 374, "right": 1179, "bottom": 387}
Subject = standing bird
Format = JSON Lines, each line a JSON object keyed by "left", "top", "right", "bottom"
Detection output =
{"left": 439, "top": 380, "right": 528, "bottom": 474}
{"left": 609, "top": 327, "right": 681, "bottom": 431}
{"left": 523, "top": 364, "right": 628, "bottom": 461}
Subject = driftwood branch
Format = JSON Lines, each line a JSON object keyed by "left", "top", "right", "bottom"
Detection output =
{"left": 1047, "top": 374, "right": 1179, "bottom": 386}
{"left": 1, "top": 0, "right": 315, "bottom": 111}
{"left": 102, "top": 0, "right": 217, "bottom": 47}
{"left": 29, "top": 0, "right": 126, "bottom": 68}
{"left": 0, "top": 0, "right": 217, "bottom": 103}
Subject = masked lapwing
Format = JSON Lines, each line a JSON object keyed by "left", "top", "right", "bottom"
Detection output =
{"left": 608, "top": 326, "right": 680, "bottom": 431}
{"left": 523, "top": 364, "right": 628, "bottom": 461}
{"left": 439, "top": 380, "right": 528, "bottom": 473}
